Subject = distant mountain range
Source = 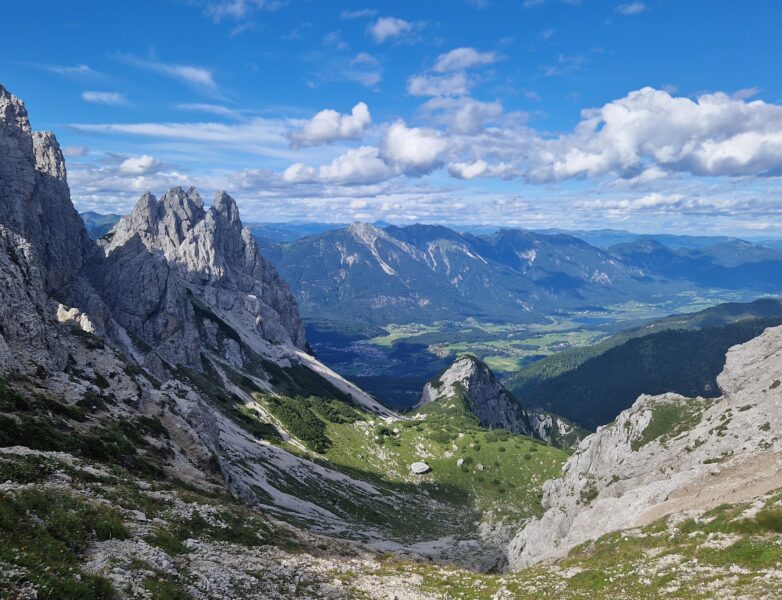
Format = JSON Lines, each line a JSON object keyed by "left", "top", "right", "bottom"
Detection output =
{"left": 80, "top": 210, "right": 122, "bottom": 239}
{"left": 81, "top": 212, "right": 782, "bottom": 327}
{"left": 259, "top": 222, "right": 782, "bottom": 326}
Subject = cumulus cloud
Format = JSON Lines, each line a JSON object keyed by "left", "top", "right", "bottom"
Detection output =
{"left": 283, "top": 146, "right": 392, "bottom": 184}
{"left": 290, "top": 102, "right": 372, "bottom": 148}
{"left": 368, "top": 17, "right": 414, "bottom": 43}
{"left": 525, "top": 87, "right": 782, "bottom": 181}
{"left": 448, "top": 159, "right": 488, "bottom": 179}
{"left": 82, "top": 91, "right": 128, "bottom": 106}
{"left": 118, "top": 155, "right": 163, "bottom": 176}
{"left": 407, "top": 72, "right": 469, "bottom": 97}
{"left": 283, "top": 121, "right": 447, "bottom": 185}
{"left": 421, "top": 97, "right": 503, "bottom": 134}
{"left": 433, "top": 47, "right": 499, "bottom": 72}
{"left": 381, "top": 122, "right": 447, "bottom": 173}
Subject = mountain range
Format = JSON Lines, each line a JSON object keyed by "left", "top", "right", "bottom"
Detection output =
{"left": 259, "top": 222, "right": 782, "bottom": 326}
{"left": 6, "top": 81, "right": 782, "bottom": 598}
{"left": 83, "top": 212, "right": 782, "bottom": 328}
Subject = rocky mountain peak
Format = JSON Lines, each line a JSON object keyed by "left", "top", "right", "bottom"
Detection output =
{"left": 348, "top": 221, "right": 384, "bottom": 242}
{"left": 0, "top": 83, "right": 88, "bottom": 293}
{"left": 416, "top": 355, "right": 583, "bottom": 447}
{"left": 97, "top": 186, "right": 307, "bottom": 370}
{"left": 213, "top": 190, "right": 241, "bottom": 224}
{"left": 417, "top": 355, "right": 533, "bottom": 434}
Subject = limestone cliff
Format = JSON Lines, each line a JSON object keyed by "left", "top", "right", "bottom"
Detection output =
{"left": 507, "top": 324, "right": 782, "bottom": 569}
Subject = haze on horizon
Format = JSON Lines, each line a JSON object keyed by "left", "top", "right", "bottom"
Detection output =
{"left": 3, "top": 0, "right": 782, "bottom": 237}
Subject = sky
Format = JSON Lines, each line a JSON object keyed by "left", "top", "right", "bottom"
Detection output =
{"left": 3, "top": 0, "right": 782, "bottom": 236}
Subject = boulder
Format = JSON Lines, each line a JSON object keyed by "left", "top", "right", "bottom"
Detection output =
{"left": 410, "top": 462, "right": 431, "bottom": 475}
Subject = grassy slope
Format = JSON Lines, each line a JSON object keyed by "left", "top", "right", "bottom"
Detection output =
{"left": 4, "top": 449, "right": 782, "bottom": 599}
{"left": 253, "top": 390, "right": 567, "bottom": 531}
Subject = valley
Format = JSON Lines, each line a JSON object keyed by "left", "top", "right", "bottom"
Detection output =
{"left": 306, "top": 289, "right": 761, "bottom": 409}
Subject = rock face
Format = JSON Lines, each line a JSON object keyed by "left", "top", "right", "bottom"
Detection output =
{"left": 416, "top": 355, "right": 581, "bottom": 447}
{"left": 417, "top": 356, "right": 533, "bottom": 434}
{"left": 507, "top": 325, "right": 782, "bottom": 570}
{"left": 0, "top": 84, "right": 90, "bottom": 292}
{"left": 0, "top": 84, "right": 96, "bottom": 374}
{"left": 93, "top": 187, "right": 307, "bottom": 371}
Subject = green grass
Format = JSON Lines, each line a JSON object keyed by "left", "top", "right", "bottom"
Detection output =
{"left": 631, "top": 398, "right": 711, "bottom": 451}
{"left": 0, "top": 488, "right": 124, "bottom": 598}
{"left": 319, "top": 392, "right": 568, "bottom": 522}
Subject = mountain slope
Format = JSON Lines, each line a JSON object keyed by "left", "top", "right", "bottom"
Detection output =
{"left": 264, "top": 222, "right": 684, "bottom": 326}
{"left": 415, "top": 355, "right": 584, "bottom": 448}
{"left": 506, "top": 298, "right": 782, "bottom": 429}
{"left": 508, "top": 323, "right": 782, "bottom": 569}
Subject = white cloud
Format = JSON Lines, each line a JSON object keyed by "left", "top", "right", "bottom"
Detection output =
{"left": 43, "top": 64, "right": 98, "bottom": 78}
{"left": 176, "top": 103, "right": 244, "bottom": 119}
{"left": 117, "top": 54, "right": 219, "bottom": 95}
{"left": 119, "top": 155, "right": 163, "bottom": 176}
{"left": 70, "top": 118, "right": 298, "bottom": 159}
{"left": 433, "top": 47, "right": 499, "bottom": 73}
{"left": 381, "top": 122, "right": 447, "bottom": 173}
{"left": 205, "top": 0, "right": 283, "bottom": 22}
{"left": 290, "top": 102, "right": 372, "bottom": 148}
{"left": 63, "top": 146, "right": 89, "bottom": 158}
{"left": 421, "top": 97, "right": 503, "bottom": 134}
{"left": 284, "top": 146, "right": 392, "bottom": 184}
{"left": 525, "top": 87, "right": 782, "bottom": 181}
{"left": 82, "top": 91, "right": 128, "bottom": 106}
{"left": 306, "top": 53, "right": 382, "bottom": 88}
{"left": 448, "top": 159, "right": 488, "bottom": 179}
{"left": 733, "top": 87, "right": 761, "bottom": 100}
{"left": 616, "top": 2, "right": 648, "bottom": 15}
{"left": 407, "top": 72, "right": 469, "bottom": 97}
{"left": 368, "top": 17, "right": 413, "bottom": 43}
{"left": 341, "top": 8, "right": 377, "bottom": 19}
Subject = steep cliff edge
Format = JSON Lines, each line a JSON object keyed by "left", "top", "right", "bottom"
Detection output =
{"left": 508, "top": 324, "right": 782, "bottom": 569}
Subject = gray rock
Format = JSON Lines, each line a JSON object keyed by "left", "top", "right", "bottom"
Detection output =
{"left": 93, "top": 186, "right": 307, "bottom": 371}
{"left": 410, "top": 462, "right": 431, "bottom": 475}
{"left": 507, "top": 325, "right": 782, "bottom": 570}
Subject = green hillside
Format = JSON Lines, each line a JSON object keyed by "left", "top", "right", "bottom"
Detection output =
{"left": 506, "top": 299, "right": 782, "bottom": 429}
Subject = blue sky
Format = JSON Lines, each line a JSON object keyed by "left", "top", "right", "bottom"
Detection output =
{"left": 3, "top": 0, "right": 782, "bottom": 236}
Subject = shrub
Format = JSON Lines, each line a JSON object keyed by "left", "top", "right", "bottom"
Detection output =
{"left": 266, "top": 397, "right": 331, "bottom": 453}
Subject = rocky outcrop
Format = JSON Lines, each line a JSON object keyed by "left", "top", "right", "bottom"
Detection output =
{"left": 0, "top": 84, "right": 99, "bottom": 375}
{"left": 417, "top": 355, "right": 533, "bottom": 434}
{"left": 0, "top": 84, "right": 90, "bottom": 293}
{"left": 507, "top": 325, "right": 782, "bottom": 569}
{"left": 93, "top": 186, "right": 307, "bottom": 371}
{"left": 416, "top": 355, "right": 582, "bottom": 446}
